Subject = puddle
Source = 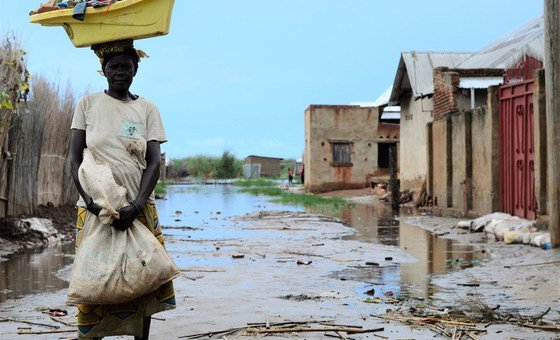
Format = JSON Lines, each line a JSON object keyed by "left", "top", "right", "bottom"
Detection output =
{"left": 321, "top": 202, "right": 487, "bottom": 300}
{"left": 0, "top": 184, "right": 486, "bottom": 303}
{"left": 0, "top": 243, "right": 74, "bottom": 302}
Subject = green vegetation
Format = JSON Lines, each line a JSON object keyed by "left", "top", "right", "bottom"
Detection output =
{"left": 239, "top": 185, "right": 352, "bottom": 211}
{"left": 154, "top": 179, "right": 171, "bottom": 197}
{"left": 167, "top": 152, "right": 243, "bottom": 179}
{"left": 232, "top": 178, "right": 276, "bottom": 187}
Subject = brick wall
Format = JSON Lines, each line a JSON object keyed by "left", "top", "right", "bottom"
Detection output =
{"left": 433, "top": 68, "right": 504, "bottom": 121}
{"left": 433, "top": 67, "right": 459, "bottom": 121}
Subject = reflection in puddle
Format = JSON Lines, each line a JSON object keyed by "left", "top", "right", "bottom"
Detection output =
{"left": 0, "top": 243, "right": 74, "bottom": 302}
{"left": 0, "top": 184, "right": 486, "bottom": 303}
{"left": 326, "top": 202, "right": 486, "bottom": 300}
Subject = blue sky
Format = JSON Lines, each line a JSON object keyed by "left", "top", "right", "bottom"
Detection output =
{"left": 0, "top": 1, "right": 543, "bottom": 160}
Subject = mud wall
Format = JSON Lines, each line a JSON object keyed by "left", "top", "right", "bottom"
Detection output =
{"left": 304, "top": 105, "right": 398, "bottom": 192}
{"left": 471, "top": 89, "right": 501, "bottom": 214}
{"left": 450, "top": 111, "right": 471, "bottom": 210}
{"left": 533, "top": 69, "right": 548, "bottom": 215}
{"left": 430, "top": 119, "right": 451, "bottom": 207}
{"left": 428, "top": 91, "right": 500, "bottom": 214}
{"left": 399, "top": 96, "right": 432, "bottom": 191}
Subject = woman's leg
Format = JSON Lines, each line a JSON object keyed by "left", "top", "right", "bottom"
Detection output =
{"left": 134, "top": 317, "right": 151, "bottom": 340}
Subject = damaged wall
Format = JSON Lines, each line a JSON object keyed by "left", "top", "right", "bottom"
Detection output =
{"left": 304, "top": 105, "right": 398, "bottom": 192}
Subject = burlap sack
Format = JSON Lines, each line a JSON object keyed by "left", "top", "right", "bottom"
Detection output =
{"left": 67, "top": 149, "right": 181, "bottom": 305}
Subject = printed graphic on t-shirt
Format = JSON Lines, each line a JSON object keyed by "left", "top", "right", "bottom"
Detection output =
{"left": 119, "top": 119, "right": 143, "bottom": 139}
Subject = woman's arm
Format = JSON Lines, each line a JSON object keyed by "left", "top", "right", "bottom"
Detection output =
{"left": 112, "top": 140, "right": 161, "bottom": 231}
{"left": 69, "top": 129, "right": 101, "bottom": 215}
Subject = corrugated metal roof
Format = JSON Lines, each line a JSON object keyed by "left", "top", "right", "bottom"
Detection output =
{"left": 390, "top": 52, "right": 472, "bottom": 101}
{"left": 384, "top": 106, "right": 400, "bottom": 112}
{"left": 381, "top": 112, "right": 400, "bottom": 120}
{"left": 458, "top": 77, "right": 503, "bottom": 89}
{"left": 371, "top": 85, "right": 393, "bottom": 107}
{"left": 458, "top": 15, "right": 544, "bottom": 69}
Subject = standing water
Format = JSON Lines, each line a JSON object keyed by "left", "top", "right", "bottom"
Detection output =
{"left": 0, "top": 184, "right": 484, "bottom": 302}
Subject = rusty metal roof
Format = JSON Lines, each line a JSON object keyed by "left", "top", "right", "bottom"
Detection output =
{"left": 458, "top": 15, "right": 544, "bottom": 69}
{"left": 390, "top": 52, "right": 472, "bottom": 101}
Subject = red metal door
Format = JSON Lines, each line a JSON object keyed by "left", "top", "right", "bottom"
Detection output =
{"left": 499, "top": 80, "right": 535, "bottom": 220}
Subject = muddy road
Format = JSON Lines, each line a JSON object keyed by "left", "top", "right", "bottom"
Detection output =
{"left": 0, "top": 184, "right": 557, "bottom": 339}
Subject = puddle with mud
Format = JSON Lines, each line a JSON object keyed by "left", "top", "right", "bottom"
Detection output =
{"left": 0, "top": 242, "right": 74, "bottom": 302}
{"left": 317, "top": 203, "right": 487, "bottom": 300}
{"left": 0, "top": 184, "right": 486, "bottom": 303}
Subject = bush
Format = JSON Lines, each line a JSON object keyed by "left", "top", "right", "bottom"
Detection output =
{"left": 167, "top": 152, "right": 243, "bottom": 179}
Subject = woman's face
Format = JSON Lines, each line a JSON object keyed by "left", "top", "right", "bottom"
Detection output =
{"left": 103, "top": 55, "right": 137, "bottom": 92}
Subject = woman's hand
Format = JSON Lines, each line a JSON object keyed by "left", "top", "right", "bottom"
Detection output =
{"left": 112, "top": 204, "right": 141, "bottom": 231}
{"left": 86, "top": 200, "right": 103, "bottom": 217}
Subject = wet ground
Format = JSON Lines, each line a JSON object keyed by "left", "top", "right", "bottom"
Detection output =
{"left": 0, "top": 184, "right": 557, "bottom": 339}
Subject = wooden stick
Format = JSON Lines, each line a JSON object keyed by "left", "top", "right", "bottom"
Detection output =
{"left": 0, "top": 317, "right": 58, "bottom": 329}
{"left": 178, "top": 327, "right": 246, "bottom": 339}
{"left": 319, "top": 322, "right": 363, "bottom": 329}
{"left": 520, "top": 323, "right": 560, "bottom": 331}
{"left": 335, "top": 331, "right": 349, "bottom": 339}
{"left": 247, "top": 320, "right": 332, "bottom": 327}
{"left": 49, "top": 316, "right": 76, "bottom": 327}
{"left": 250, "top": 327, "right": 384, "bottom": 334}
{"left": 17, "top": 329, "right": 76, "bottom": 335}
{"left": 531, "top": 307, "right": 551, "bottom": 323}
{"left": 465, "top": 332, "right": 479, "bottom": 340}
{"left": 503, "top": 260, "right": 560, "bottom": 268}
{"left": 287, "top": 251, "right": 328, "bottom": 258}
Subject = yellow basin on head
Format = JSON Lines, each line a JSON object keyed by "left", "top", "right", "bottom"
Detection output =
{"left": 29, "top": 0, "right": 175, "bottom": 47}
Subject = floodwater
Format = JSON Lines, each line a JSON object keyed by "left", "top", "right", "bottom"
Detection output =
{"left": 0, "top": 184, "right": 485, "bottom": 303}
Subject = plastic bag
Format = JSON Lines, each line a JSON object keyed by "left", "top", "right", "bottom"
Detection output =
{"left": 67, "top": 149, "right": 181, "bottom": 305}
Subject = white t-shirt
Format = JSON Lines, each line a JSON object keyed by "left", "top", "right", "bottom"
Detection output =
{"left": 71, "top": 92, "right": 167, "bottom": 207}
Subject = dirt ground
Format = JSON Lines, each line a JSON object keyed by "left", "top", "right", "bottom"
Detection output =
{"left": 0, "top": 193, "right": 558, "bottom": 339}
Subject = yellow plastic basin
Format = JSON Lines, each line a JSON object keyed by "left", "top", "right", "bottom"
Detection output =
{"left": 30, "top": 0, "right": 175, "bottom": 47}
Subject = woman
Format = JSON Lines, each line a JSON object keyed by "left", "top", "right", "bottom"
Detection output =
{"left": 69, "top": 39, "right": 175, "bottom": 339}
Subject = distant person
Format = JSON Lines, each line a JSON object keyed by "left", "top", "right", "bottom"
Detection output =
{"left": 300, "top": 166, "right": 304, "bottom": 184}
{"left": 288, "top": 168, "right": 294, "bottom": 186}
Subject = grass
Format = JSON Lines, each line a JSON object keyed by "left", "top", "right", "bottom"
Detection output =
{"left": 232, "top": 178, "right": 277, "bottom": 187}
{"left": 239, "top": 185, "right": 352, "bottom": 211}
{"left": 155, "top": 179, "right": 171, "bottom": 196}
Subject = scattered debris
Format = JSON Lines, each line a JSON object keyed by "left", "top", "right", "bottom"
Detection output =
{"left": 17, "top": 329, "right": 76, "bottom": 335}
{"left": 296, "top": 259, "right": 312, "bottom": 265}
{"left": 178, "top": 320, "right": 384, "bottom": 339}
{"left": 375, "top": 297, "right": 560, "bottom": 339}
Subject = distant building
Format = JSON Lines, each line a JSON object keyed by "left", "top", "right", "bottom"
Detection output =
{"left": 304, "top": 105, "right": 399, "bottom": 192}
{"left": 245, "top": 155, "right": 283, "bottom": 177}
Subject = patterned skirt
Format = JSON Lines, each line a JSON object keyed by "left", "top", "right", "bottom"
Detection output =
{"left": 74, "top": 203, "right": 176, "bottom": 338}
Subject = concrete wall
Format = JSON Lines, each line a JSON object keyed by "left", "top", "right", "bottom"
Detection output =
{"left": 304, "top": 105, "right": 399, "bottom": 192}
{"left": 428, "top": 89, "right": 501, "bottom": 215}
{"left": 399, "top": 97, "right": 432, "bottom": 190}
{"left": 533, "top": 69, "right": 548, "bottom": 216}
{"left": 470, "top": 89, "right": 501, "bottom": 214}
{"left": 450, "top": 111, "right": 471, "bottom": 210}
{"left": 431, "top": 118, "right": 451, "bottom": 207}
